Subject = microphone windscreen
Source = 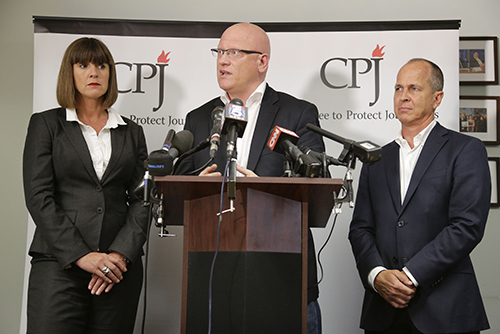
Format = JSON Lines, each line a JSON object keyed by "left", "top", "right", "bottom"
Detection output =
{"left": 146, "top": 149, "right": 171, "bottom": 176}
{"left": 173, "top": 130, "right": 194, "bottom": 154}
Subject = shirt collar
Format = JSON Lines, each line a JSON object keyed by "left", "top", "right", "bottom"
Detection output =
{"left": 66, "top": 108, "right": 126, "bottom": 129}
{"left": 221, "top": 81, "right": 267, "bottom": 107}
{"left": 395, "top": 119, "right": 436, "bottom": 149}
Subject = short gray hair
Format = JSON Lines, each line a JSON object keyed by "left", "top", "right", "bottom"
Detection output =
{"left": 406, "top": 58, "right": 444, "bottom": 92}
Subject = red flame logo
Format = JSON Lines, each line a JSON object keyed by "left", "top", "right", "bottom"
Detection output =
{"left": 372, "top": 44, "right": 386, "bottom": 58}
{"left": 157, "top": 50, "right": 171, "bottom": 63}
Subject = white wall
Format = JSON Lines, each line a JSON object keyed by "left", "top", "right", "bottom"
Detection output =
{"left": 2, "top": 1, "right": 500, "bottom": 333}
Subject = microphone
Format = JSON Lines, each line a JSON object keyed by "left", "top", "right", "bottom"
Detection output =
{"left": 298, "top": 145, "right": 347, "bottom": 167}
{"left": 221, "top": 99, "right": 248, "bottom": 160}
{"left": 146, "top": 130, "right": 194, "bottom": 176}
{"left": 168, "top": 130, "right": 194, "bottom": 161}
{"left": 162, "top": 129, "right": 176, "bottom": 151}
{"left": 220, "top": 99, "right": 247, "bottom": 202}
{"left": 209, "top": 106, "right": 224, "bottom": 159}
{"left": 305, "top": 123, "right": 382, "bottom": 165}
{"left": 267, "top": 125, "right": 322, "bottom": 177}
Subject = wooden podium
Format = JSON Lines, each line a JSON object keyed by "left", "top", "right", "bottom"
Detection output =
{"left": 155, "top": 176, "right": 342, "bottom": 334}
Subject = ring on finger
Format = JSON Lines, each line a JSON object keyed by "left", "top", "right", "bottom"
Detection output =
{"left": 101, "top": 266, "right": 111, "bottom": 276}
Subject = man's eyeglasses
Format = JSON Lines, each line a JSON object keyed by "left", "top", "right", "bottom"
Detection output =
{"left": 211, "top": 48, "right": 263, "bottom": 58}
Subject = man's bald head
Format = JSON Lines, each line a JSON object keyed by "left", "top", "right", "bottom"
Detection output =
{"left": 220, "top": 23, "right": 271, "bottom": 56}
{"left": 216, "top": 23, "right": 271, "bottom": 103}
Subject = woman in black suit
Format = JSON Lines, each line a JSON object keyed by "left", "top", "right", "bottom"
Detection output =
{"left": 23, "top": 37, "right": 149, "bottom": 334}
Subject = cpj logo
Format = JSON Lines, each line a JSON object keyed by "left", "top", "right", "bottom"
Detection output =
{"left": 115, "top": 50, "right": 185, "bottom": 126}
{"left": 320, "top": 44, "right": 385, "bottom": 107}
{"left": 116, "top": 49, "right": 170, "bottom": 108}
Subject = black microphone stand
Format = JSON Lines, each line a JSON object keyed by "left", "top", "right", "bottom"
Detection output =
{"left": 136, "top": 165, "right": 177, "bottom": 238}
{"left": 282, "top": 157, "right": 295, "bottom": 177}
{"left": 153, "top": 193, "right": 176, "bottom": 238}
{"left": 330, "top": 152, "right": 356, "bottom": 210}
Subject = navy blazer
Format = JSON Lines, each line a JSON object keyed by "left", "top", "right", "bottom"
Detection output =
{"left": 176, "top": 84, "right": 325, "bottom": 303}
{"left": 349, "top": 122, "right": 490, "bottom": 333}
{"left": 23, "top": 108, "right": 150, "bottom": 269}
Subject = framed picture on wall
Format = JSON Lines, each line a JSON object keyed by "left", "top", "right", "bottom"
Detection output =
{"left": 459, "top": 36, "right": 498, "bottom": 85}
{"left": 459, "top": 96, "right": 500, "bottom": 144}
{"left": 488, "top": 157, "right": 499, "bottom": 207}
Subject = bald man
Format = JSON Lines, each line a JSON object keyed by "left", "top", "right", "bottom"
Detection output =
{"left": 176, "top": 23, "right": 325, "bottom": 333}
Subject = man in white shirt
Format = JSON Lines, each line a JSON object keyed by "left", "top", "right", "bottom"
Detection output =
{"left": 349, "top": 58, "right": 490, "bottom": 334}
{"left": 176, "top": 23, "right": 325, "bottom": 334}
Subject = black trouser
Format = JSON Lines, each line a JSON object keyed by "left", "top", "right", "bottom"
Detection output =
{"left": 27, "top": 255, "right": 143, "bottom": 334}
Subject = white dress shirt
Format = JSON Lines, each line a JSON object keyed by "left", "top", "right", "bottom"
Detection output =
{"left": 221, "top": 81, "right": 266, "bottom": 174}
{"left": 67, "top": 108, "right": 126, "bottom": 180}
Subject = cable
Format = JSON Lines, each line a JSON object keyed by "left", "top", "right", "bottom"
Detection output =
{"left": 187, "top": 158, "right": 214, "bottom": 176}
{"left": 173, "top": 138, "right": 210, "bottom": 175}
{"left": 314, "top": 170, "right": 352, "bottom": 286}
{"left": 140, "top": 203, "right": 154, "bottom": 334}
{"left": 207, "top": 160, "right": 230, "bottom": 334}
{"left": 314, "top": 210, "right": 340, "bottom": 287}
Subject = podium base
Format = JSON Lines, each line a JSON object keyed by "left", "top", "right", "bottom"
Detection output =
{"left": 186, "top": 251, "right": 302, "bottom": 334}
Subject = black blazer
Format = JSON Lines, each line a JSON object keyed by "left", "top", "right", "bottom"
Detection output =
{"left": 177, "top": 84, "right": 325, "bottom": 303}
{"left": 23, "top": 107, "right": 150, "bottom": 269}
{"left": 177, "top": 84, "right": 325, "bottom": 176}
{"left": 349, "top": 123, "right": 490, "bottom": 332}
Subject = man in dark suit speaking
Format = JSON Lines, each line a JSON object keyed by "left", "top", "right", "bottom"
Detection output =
{"left": 349, "top": 58, "right": 490, "bottom": 334}
{"left": 176, "top": 22, "right": 325, "bottom": 333}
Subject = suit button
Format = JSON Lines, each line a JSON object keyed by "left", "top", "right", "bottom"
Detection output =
{"left": 392, "top": 257, "right": 398, "bottom": 263}
{"left": 397, "top": 221, "right": 405, "bottom": 227}
{"left": 96, "top": 186, "right": 102, "bottom": 192}
{"left": 96, "top": 207, "right": 103, "bottom": 214}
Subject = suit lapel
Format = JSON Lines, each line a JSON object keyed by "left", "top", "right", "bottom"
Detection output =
{"left": 384, "top": 141, "right": 402, "bottom": 213}
{"left": 247, "top": 85, "right": 279, "bottom": 171}
{"left": 59, "top": 109, "right": 100, "bottom": 184}
{"left": 101, "top": 124, "right": 126, "bottom": 184}
{"left": 401, "top": 123, "right": 448, "bottom": 211}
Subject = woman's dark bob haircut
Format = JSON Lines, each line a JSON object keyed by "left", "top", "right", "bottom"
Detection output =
{"left": 56, "top": 37, "right": 118, "bottom": 110}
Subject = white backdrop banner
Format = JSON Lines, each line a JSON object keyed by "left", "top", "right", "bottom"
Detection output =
{"left": 23, "top": 17, "right": 460, "bottom": 334}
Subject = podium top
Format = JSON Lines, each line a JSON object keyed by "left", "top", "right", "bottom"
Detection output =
{"left": 154, "top": 176, "right": 343, "bottom": 228}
